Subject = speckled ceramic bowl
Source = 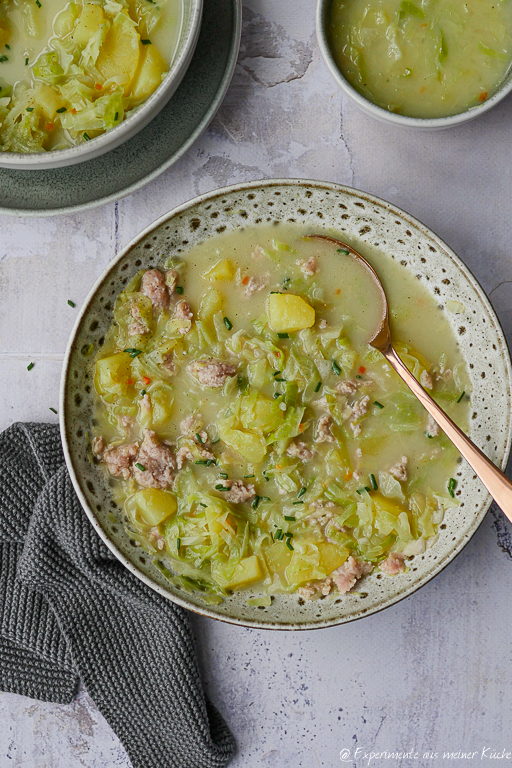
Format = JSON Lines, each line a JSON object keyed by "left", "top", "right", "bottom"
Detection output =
{"left": 316, "top": 0, "right": 512, "bottom": 130}
{"left": 61, "top": 179, "right": 512, "bottom": 630}
{"left": 0, "top": 0, "right": 203, "bottom": 170}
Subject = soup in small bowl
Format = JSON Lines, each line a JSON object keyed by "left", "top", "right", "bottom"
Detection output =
{"left": 0, "top": 0, "right": 202, "bottom": 167}
{"left": 317, "top": 0, "right": 512, "bottom": 128}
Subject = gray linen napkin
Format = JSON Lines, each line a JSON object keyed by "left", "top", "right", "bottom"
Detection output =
{"left": 0, "top": 422, "right": 236, "bottom": 768}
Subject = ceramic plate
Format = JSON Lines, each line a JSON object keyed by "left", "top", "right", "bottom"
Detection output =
{"left": 0, "top": 0, "right": 241, "bottom": 216}
{"left": 61, "top": 180, "right": 512, "bottom": 630}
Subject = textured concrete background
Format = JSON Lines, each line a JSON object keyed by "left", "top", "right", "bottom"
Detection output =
{"left": 1, "top": 0, "right": 512, "bottom": 765}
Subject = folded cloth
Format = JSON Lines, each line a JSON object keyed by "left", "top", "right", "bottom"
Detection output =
{"left": 0, "top": 423, "right": 236, "bottom": 768}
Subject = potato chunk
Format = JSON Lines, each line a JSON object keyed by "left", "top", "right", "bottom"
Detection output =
{"left": 94, "top": 353, "right": 132, "bottom": 396}
{"left": 126, "top": 488, "right": 177, "bottom": 526}
{"left": 36, "top": 85, "right": 66, "bottom": 121}
{"left": 130, "top": 43, "right": 166, "bottom": 102}
{"left": 72, "top": 4, "right": 107, "bottom": 48}
{"left": 96, "top": 12, "right": 141, "bottom": 94}
{"left": 267, "top": 293, "right": 315, "bottom": 333}
{"left": 224, "top": 555, "right": 264, "bottom": 589}
{"left": 203, "top": 259, "right": 236, "bottom": 282}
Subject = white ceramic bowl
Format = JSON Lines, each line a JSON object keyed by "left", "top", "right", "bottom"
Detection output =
{"left": 0, "top": 0, "right": 203, "bottom": 170}
{"left": 316, "top": 0, "right": 512, "bottom": 130}
{"left": 61, "top": 179, "right": 512, "bottom": 630}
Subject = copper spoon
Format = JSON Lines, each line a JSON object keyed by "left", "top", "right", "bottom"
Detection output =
{"left": 309, "top": 234, "right": 512, "bottom": 524}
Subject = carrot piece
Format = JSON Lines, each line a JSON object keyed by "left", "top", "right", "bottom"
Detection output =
{"left": 142, "top": 376, "right": 151, "bottom": 386}
{"left": 358, "top": 366, "right": 366, "bottom": 374}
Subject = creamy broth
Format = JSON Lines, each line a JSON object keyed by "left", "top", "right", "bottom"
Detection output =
{"left": 91, "top": 225, "right": 469, "bottom": 601}
{"left": 328, "top": 0, "right": 512, "bottom": 118}
{"left": 0, "top": 0, "right": 182, "bottom": 151}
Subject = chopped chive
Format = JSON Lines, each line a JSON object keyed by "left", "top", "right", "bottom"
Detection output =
{"left": 26, "top": 107, "right": 34, "bottom": 112}
{"left": 274, "top": 377, "right": 285, "bottom": 382}
{"left": 67, "top": 299, "right": 75, "bottom": 307}
{"left": 292, "top": 500, "right": 304, "bottom": 505}
{"left": 25, "top": 57, "right": 29, "bottom": 65}
{"left": 223, "top": 316, "right": 233, "bottom": 330}
{"left": 252, "top": 496, "right": 260, "bottom": 510}
{"left": 298, "top": 487, "right": 307, "bottom": 498}
{"left": 177, "top": 538, "right": 181, "bottom": 550}
{"left": 49, "top": 407, "right": 57, "bottom": 414}
{"left": 135, "top": 463, "right": 146, "bottom": 471}
{"left": 373, "top": 401, "right": 384, "bottom": 409}
{"left": 263, "top": 471, "right": 270, "bottom": 482}
{"left": 275, "top": 529, "right": 283, "bottom": 540}
{"left": 141, "top": 39, "right": 151, "bottom": 44}
{"left": 448, "top": 478, "right": 457, "bottom": 498}
{"left": 356, "top": 374, "right": 363, "bottom": 379}
{"left": 199, "top": 502, "right": 207, "bottom": 507}
{"left": 277, "top": 332, "right": 289, "bottom": 339}
{"left": 332, "top": 359, "right": 341, "bottom": 376}
{"left": 457, "top": 391, "right": 466, "bottom": 403}
{"left": 83, "top": 132, "right": 91, "bottom": 141}
{"left": 426, "top": 432, "right": 434, "bottom": 439}
{"left": 285, "top": 539, "right": 294, "bottom": 551}
{"left": 284, "top": 515, "right": 296, "bottom": 521}
{"left": 140, "top": 389, "right": 146, "bottom": 396}
{"left": 219, "top": 471, "right": 228, "bottom": 479}
{"left": 356, "top": 486, "right": 372, "bottom": 495}
{"left": 175, "top": 286, "right": 183, "bottom": 294}
{"left": 244, "top": 474, "right": 255, "bottom": 478}
{"left": 364, "top": 485, "right": 372, "bottom": 493}
{"left": 369, "top": 473, "right": 378, "bottom": 490}
{"left": 215, "top": 485, "right": 230, "bottom": 492}
{"left": 195, "top": 432, "right": 203, "bottom": 444}
{"left": 285, "top": 531, "right": 293, "bottom": 538}
{"left": 114, "top": 111, "right": 119, "bottom": 121}
{"left": 27, "top": 362, "right": 34, "bottom": 371}
{"left": 205, "top": 459, "right": 216, "bottom": 467}
{"left": 195, "top": 459, "right": 208, "bottom": 465}
{"left": 56, "top": 106, "right": 67, "bottom": 113}
{"left": 35, "top": 0, "right": 42, "bottom": 7}
{"left": 273, "top": 371, "right": 281, "bottom": 377}
{"left": 273, "top": 392, "right": 280, "bottom": 399}
{"left": 337, "top": 248, "right": 350, "bottom": 255}
{"left": 314, "top": 381, "right": 321, "bottom": 392}
{"left": 5, "top": 44, "right": 10, "bottom": 50}
{"left": 123, "top": 348, "right": 142, "bottom": 358}
{"left": 0, "top": 56, "right": 8, "bottom": 63}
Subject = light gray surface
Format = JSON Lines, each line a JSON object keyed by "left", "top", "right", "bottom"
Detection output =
{"left": 1, "top": 0, "right": 511, "bottom": 765}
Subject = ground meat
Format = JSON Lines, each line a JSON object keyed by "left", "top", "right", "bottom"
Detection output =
{"left": 420, "top": 370, "right": 434, "bottom": 389}
{"left": 299, "top": 576, "right": 333, "bottom": 600}
{"left": 132, "top": 429, "right": 175, "bottom": 490}
{"left": 173, "top": 299, "right": 193, "bottom": 334}
{"left": 350, "top": 422, "right": 362, "bottom": 437}
{"left": 243, "top": 274, "right": 269, "bottom": 297}
{"left": 161, "top": 352, "right": 175, "bottom": 374}
{"left": 128, "top": 304, "right": 149, "bottom": 336}
{"left": 315, "top": 413, "right": 335, "bottom": 443}
{"left": 286, "top": 440, "right": 316, "bottom": 462}
{"left": 251, "top": 245, "right": 266, "bottom": 259}
{"left": 91, "top": 436, "right": 105, "bottom": 458}
{"left": 351, "top": 395, "right": 370, "bottom": 421}
{"left": 297, "top": 255, "right": 318, "bottom": 276}
{"left": 140, "top": 269, "right": 169, "bottom": 310}
{"left": 426, "top": 414, "right": 440, "bottom": 437}
{"left": 380, "top": 552, "right": 406, "bottom": 575}
{"left": 223, "top": 479, "right": 256, "bottom": 504}
{"left": 176, "top": 446, "right": 194, "bottom": 470}
{"left": 332, "top": 557, "right": 373, "bottom": 594}
{"left": 140, "top": 394, "right": 151, "bottom": 413}
{"left": 149, "top": 526, "right": 166, "bottom": 551}
{"left": 318, "top": 319, "right": 328, "bottom": 330}
{"left": 187, "top": 358, "right": 238, "bottom": 388}
{"left": 104, "top": 442, "right": 139, "bottom": 480}
{"left": 180, "top": 413, "right": 202, "bottom": 435}
{"left": 165, "top": 269, "right": 179, "bottom": 294}
{"left": 388, "top": 456, "right": 409, "bottom": 482}
{"left": 336, "top": 379, "right": 362, "bottom": 396}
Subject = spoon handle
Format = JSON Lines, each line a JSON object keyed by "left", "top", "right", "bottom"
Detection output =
{"left": 383, "top": 345, "right": 512, "bottom": 524}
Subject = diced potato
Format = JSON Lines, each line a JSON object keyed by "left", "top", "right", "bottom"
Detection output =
{"left": 198, "top": 288, "right": 223, "bottom": 320}
{"left": 126, "top": 488, "right": 177, "bottom": 526}
{"left": 224, "top": 555, "right": 264, "bottom": 589}
{"left": 96, "top": 12, "right": 141, "bottom": 94}
{"left": 146, "top": 386, "right": 174, "bottom": 427}
{"left": 205, "top": 506, "right": 236, "bottom": 537}
{"left": 317, "top": 542, "right": 349, "bottom": 574}
{"left": 284, "top": 540, "right": 348, "bottom": 587}
{"left": 36, "top": 85, "right": 66, "bottom": 121}
{"left": 218, "top": 425, "right": 267, "bottom": 464}
{"left": 130, "top": 42, "right": 166, "bottom": 102}
{"left": 72, "top": 3, "right": 107, "bottom": 47}
{"left": 203, "top": 259, "right": 236, "bottom": 282}
{"left": 267, "top": 293, "right": 315, "bottom": 333}
{"left": 372, "top": 494, "right": 406, "bottom": 518}
{"left": 240, "top": 396, "right": 284, "bottom": 434}
{"left": 20, "top": 1, "right": 41, "bottom": 38}
{"left": 94, "top": 354, "right": 132, "bottom": 396}
{"left": 264, "top": 542, "right": 292, "bottom": 574}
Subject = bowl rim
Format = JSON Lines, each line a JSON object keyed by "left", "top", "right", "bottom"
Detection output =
{"left": 315, "top": 0, "right": 512, "bottom": 129}
{"left": 60, "top": 178, "right": 512, "bottom": 630}
{"left": 0, "top": 0, "right": 203, "bottom": 170}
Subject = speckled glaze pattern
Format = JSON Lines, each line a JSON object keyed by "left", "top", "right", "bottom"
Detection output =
{"left": 0, "top": 0, "right": 241, "bottom": 215}
{"left": 61, "top": 179, "right": 512, "bottom": 630}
